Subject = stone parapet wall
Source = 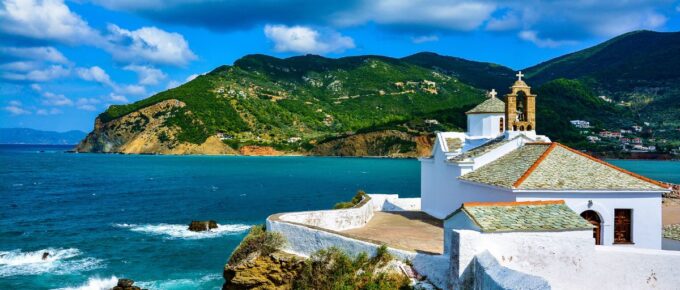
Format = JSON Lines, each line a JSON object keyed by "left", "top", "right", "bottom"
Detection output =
{"left": 277, "top": 195, "right": 374, "bottom": 231}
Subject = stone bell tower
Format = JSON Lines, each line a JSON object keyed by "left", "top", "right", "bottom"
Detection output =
{"left": 505, "top": 71, "right": 536, "bottom": 132}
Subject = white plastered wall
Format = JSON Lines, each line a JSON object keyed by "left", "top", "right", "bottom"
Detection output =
{"left": 466, "top": 113, "right": 504, "bottom": 138}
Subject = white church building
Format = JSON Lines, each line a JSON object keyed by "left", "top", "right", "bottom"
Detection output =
{"left": 420, "top": 73, "right": 670, "bottom": 249}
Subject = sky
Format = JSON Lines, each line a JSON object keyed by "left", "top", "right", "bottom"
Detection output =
{"left": 1, "top": 0, "right": 680, "bottom": 132}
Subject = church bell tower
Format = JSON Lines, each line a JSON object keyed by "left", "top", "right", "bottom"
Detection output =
{"left": 505, "top": 71, "right": 536, "bottom": 132}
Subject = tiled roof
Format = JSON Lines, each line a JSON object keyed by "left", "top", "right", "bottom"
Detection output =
{"left": 664, "top": 224, "right": 680, "bottom": 241}
{"left": 460, "top": 143, "right": 550, "bottom": 188}
{"left": 460, "top": 142, "right": 668, "bottom": 191}
{"left": 461, "top": 200, "right": 593, "bottom": 233}
{"left": 449, "top": 136, "right": 509, "bottom": 161}
{"left": 466, "top": 97, "right": 505, "bottom": 114}
{"left": 445, "top": 137, "right": 463, "bottom": 152}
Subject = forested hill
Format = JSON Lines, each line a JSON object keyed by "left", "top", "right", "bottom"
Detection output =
{"left": 77, "top": 31, "right": 680, "bottom": 156}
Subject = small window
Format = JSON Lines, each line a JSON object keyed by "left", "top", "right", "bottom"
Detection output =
{"left": 614, "top": 209, "right": 633, "bottom": 244}
{"left": 500, "top": 117, "right": 504, "bottom": 132}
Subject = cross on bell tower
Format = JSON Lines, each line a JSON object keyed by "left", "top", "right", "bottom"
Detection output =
{"left": 505, "top": 71, "right": 536, "bottom": 132}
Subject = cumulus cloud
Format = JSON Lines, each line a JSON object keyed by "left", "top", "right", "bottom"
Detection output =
{"left": 123, "top": 65, "right": 167, "bottom": 85}
{"left": 91, "top": 0, "right": 676, "bottom": 47}
{"left": 264, "top": 25, "right": 355, "bottom": 54}
{"left": 411, "top": 35, "right": 439, "bottom": 44}
{"left": 107, "top": 93, "right": 128, "bottom": 103}
{"left": 518, "top": 30, "right": 577, "bottom": 48}
{"left": 1, "top": 65, "right": 70, "bottom": 82}
{"left": 0, "top": 0, "right": 101, "bottom": 44}
{"left": 76, "top": 66, "right": 114, "bottom": 87}
{"left": 41, "top": 91, "right": 73, "bottom": 106}
{"left": 106, "top": 24, "right": 197, "bottom": 66}
{"left": 185, "top": 73, "right": 199, "bottom": 82}
{"left": 4, "top": 100, "right": 31, "bottom": 115}
{"left": 0, "top": 46, "right": 69, "bottom": 63}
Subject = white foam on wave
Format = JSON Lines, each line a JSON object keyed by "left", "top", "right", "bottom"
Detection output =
{"left": 114, "top": 223, "right": 250, "bottom": 239}
{"left": 54, "top": 276, "right": 118, "bottom": 290}
{"left": 0, "top": 248, "right": 104, "bottom": 277}
{"left": 136, "top": 273, "right": 222, "bottom": 290}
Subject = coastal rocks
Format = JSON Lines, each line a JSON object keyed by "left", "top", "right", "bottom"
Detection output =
{"left": 223, "top": 251, "right": 304, "bottom": 290}
{"left": 238, "top": 145, "right": 284, "bottom": 156}
{"left": 311, "top": 130, "right": 433, "bottom": 158}
{"left": 188, "top": 220, "right": 218, "bottom": 232}
{"left": 111, "top": 278, "right": 145, "bottom": 290}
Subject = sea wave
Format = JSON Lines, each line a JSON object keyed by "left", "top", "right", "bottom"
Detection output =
{"left": 0, "top": 248, "right": 104, "bottom": 277}
{"left": 136, "top": 273, "right": 222, "bottom": 290}
{"left": 54, "top": 276, "right": 118, "bottom": 290}
{"left": 113, "top": 223, "right": 250, "bottom": 239}
{"left": 55, "top": 273, "right": 221, "bottom": 290}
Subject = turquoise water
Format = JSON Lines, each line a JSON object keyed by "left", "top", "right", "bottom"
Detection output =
{"left": 0, "top": 145, "right": 420, "bottom": 289}
{"left": 1, "top": 145, "right": 678, "bottom": 289}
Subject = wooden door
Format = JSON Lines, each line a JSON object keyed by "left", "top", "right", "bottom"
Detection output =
{"left": 580, "top": 210, "right": 601, "bottom": 245}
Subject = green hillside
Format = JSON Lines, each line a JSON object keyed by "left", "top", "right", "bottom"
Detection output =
{"left": 99, "top": 54, "right": 488, "bottom": 150}
{"left": 525, "top": 30, "right": 680, "bottom": 128}
{"left": 89, "top": 31, "right": 680, "bottom": 155}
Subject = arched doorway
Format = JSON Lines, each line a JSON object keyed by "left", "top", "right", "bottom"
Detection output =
{"left": 581, "top": 210, "right": 601, "bottom": 245}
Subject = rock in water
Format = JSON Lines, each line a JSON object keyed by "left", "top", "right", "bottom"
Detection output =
{"left": 188, "top": 220, "right": 218, "bottom": 232}
{"left": 112, "top": 278, "right": 143, "bottom": 290}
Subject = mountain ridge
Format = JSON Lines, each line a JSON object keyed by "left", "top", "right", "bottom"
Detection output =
{"left": 77, "top": 30, "right": 680, "bottom": 156}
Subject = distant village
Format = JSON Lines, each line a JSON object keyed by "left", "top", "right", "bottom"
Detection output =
{"left": 569, "top": 118, "right": 680, "bottom": 155}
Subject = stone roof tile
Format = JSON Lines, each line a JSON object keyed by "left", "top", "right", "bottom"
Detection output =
{"left": 466, "top": 97, "right": 505, "bottom": 114}
{"left": 462, "top": 200, "right": 593, "bottom": 233}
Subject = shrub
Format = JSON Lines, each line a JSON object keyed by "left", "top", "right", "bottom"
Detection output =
{"left": 294, "top": 246, "right": 411, "bottom": 290}
{"left": 333, "top": 190, "right": 368, "bottom": 209}
{"left": 227, "top": 225, "right": 285, "bottom": 265}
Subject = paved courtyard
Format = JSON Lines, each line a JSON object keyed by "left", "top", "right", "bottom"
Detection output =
{"left": 341, "top": 211, "right": 444, "bottom": 254}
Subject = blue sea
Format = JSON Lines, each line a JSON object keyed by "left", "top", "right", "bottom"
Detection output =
{"left": 1, "top": 145, "right": 678, "bottom": 290}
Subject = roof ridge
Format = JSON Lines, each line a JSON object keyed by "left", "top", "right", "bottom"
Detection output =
{"left": 464, "top": 200, "right": 565, "bottom": 207}
{"left": 512, "top": 142, "right": 558, "bottom": 188}
{"left": 554, "top": 143, "right": 669, "bottom": 190}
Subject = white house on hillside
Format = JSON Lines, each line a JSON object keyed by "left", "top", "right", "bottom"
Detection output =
{"left": 420, "top": 73, "right": 670, "bottom": 249}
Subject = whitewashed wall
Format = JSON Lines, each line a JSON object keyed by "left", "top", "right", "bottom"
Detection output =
{"left": 368, "top": 194, "right": 420, "bottom": 211}
{"left": 267, "top": 216, "right": 450, "bottom": 289}
{"left": 467, "top": 113, "right": 504, "bottom": 138}
{"left": 277, "top": 196, "right": 374, "bottom": 231}
{"left": 516, "top": 191, "right": 663, "bottom": 249}
{"left": 450, "top": 229, "right": 680, "bottom": 290}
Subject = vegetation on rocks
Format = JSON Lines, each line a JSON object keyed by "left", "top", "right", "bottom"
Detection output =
{"left": 294, "top": 245, "right": 412, "bottom": 290}
{"left": 228, "top": 225, "right": 286, "bottom": 266}
{"left": 334, "top": 190, "right": 368, "bottom": 209}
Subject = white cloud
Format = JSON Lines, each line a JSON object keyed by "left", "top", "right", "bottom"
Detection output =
{"left": 116, "top": 84, "right": 146, "bottom": 96}
{"left": 411, "top": 35, "right": 439, "bottom": 44}
{"left": 334, "top": 0, "right": 496, "bottom": 31}
{"left": 36, "top": 108, "right": 62, "bottom": 115}
{"left": 123, "top": 65, "right": 167, "bottom": 85}
{"left": 0, "top": 46, "right": 69, "bottom": 63}
{"left": 1, "top": 65, "right": 70, "bottom": 82}
{"left": 264, "top": 24, "right": 355, "bottom": 54}
{"left": 4, "top": 104, "right": 31, "bottom": 115}
{"left": 106, "top": 24, "right": 197, "bottom": 66}
{"left": 107, "top": 93, "right": 128, "bottom": 103}
{"left": 485, "top": 12, "right": 521, "bottom": 31}
{"left": 76, "top": 66, "right": 114, "bottom": 87}
{"left": 41, "top": 91, "right": 73, "bottom": 106}
{"left": 31, "top": 84, "right": 42, "bottom": 92}
{"left": 518, "top": 30, "right": 578, "bottom": 48}
{"left": 0, "top": 0, "right": 101, "bottom": 44}
{"left": 165, "top": 80, "right": 181, "bottom": 90}
{"left": 0, "top": 61, "right": 41, "bottom": 72}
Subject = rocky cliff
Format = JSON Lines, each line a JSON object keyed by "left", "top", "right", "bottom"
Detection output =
{"left": 76, "top": 99, "right": 238, "bottom": 155}
{"left": 223, "top": 251, "right": 304, "bottom": 290}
